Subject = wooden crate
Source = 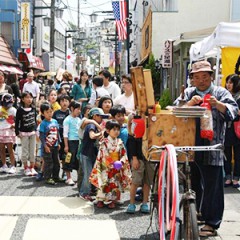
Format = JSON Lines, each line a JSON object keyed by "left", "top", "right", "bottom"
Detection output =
{"left": 130, "top": 66, "right": 155, "bottom": 113}
{"left": 142, "top": 110, "right": 196, "bottom": 161}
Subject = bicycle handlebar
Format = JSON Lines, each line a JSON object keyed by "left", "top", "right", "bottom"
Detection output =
{"left": 148, "top": 143, "right": 223, "bottom": 162}
{"left": 148, "top": 143, "right": 223, "bottom": 152}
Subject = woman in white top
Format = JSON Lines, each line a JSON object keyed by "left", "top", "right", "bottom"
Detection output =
{"left": 113, "top": 74, "right": 135, "bottom": 114}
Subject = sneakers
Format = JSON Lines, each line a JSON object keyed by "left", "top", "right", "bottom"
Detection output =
{"left": 8, "top": 166, "right": 16, "bottom": 174}
{"left": 65, "top": 178, "right": 75, "bottom": 186}
{"left": 30, "top": 168, "right": 38, "bottom": 176}
{"left": 36, "top": 171, "right": 44, "bottom": 181}
{"left": 53, "top": 177, "right": 65, "bottom": 183}
{"left": 0, "top": 164, "right": 9, "bottom": 173}
{"left": 126, "top": 203, "right": 150, "bottom": 214}
{"left": 45, "top": 178, "right": 56, "bottom": 185}
{"left": 24, "top": 168, "right": 32, "bottom": 176}
{"left": 140, "top": 203, "right": 150, "bottom": 213}
{"left": 126, "top": 204, "right": 136, "bottom": 214}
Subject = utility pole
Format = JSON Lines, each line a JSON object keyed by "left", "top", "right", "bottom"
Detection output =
{"left": 50, "top": 0, "right": 55, "bottom": 71}
{"left": 126, "top": 0, "right": 130, "bottom": 73}
{"left": 78, "top": 0, "right": 80, "bottom": 30}
{"left": 77, "top": 0, "right": 80, "bottom": 74}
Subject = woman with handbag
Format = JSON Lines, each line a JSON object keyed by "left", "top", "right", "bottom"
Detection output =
{"left": 224, "top": 74, "right": 240, "bottom": 188}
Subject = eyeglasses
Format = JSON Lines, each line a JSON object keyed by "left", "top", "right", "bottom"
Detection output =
{"left": 121, "top": 81, "right": 131, "bottom": 84}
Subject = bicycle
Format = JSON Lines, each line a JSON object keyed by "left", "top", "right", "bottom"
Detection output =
{"left": 148, "top": 143, "right": 223, "bottom": 240}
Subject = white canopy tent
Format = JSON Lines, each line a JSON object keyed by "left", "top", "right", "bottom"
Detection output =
{"left": 189, "top": 22, "right": 240, "bottom": 84}
{"left": 190, "top": 22, "right": 240, "bottom": 61}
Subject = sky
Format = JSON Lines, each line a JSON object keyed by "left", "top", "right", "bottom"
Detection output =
{"left": 62, "top": 0, "right": 113, "bottom": 27}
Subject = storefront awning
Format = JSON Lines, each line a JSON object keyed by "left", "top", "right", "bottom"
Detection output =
{"left": 0, "top": 64, "right": 23, "bottom": 75}
{"left": 38, "top": 71, "right": 56, "bottom": 77}
{"left": 18, "top": 52, "right": 45, "bottom": 71}
{"left": 0, "top": 36, "right": 21, "bottom": 66}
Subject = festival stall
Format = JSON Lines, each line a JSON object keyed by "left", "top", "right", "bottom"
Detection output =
{"left": 189, "top": 22, "right": 240, "bottom": 85}
{"left": 130, "top": 66, "right": 196, "bottom": 161}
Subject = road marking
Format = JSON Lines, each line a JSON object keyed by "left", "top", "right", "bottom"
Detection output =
{"left": 0, "top": 196, "right": 93, "bottom": 215}
{"left": 23, "top": 219, "right": 120, "bottom": 240}
{"left": 0, "top": 216, "right": 18, "bottom": 240}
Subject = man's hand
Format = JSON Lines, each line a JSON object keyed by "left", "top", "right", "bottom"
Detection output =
{"left": 187, "top": 96, "right": 203, "bottom": 106}
{"left": 209, "top": 96, "right": 218, "bottom": 107}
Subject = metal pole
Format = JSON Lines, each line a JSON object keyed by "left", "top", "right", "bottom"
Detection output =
{"left": 65, "top": 31, "right": 67, "bottom": 70}
{"left": 50, "top": 0, "right": 55, "bottom": 71}
{"left": 126, "top": 0, "right": 130, "bottom": 74}
{"left": 77, "top": 0, "right": 80, "bottom": 75}
{"left": 33, "top": 0, "right": 36, "bottom": 55}
{"left": 115, "top": 27, "right": 118, "bottom": 76}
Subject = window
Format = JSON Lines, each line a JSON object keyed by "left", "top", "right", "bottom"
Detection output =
{"left": 159, "top": 0, "right": 178, "bottom": 12}
{"left": 231, "top": 0, "right": 240, "bottom": 21}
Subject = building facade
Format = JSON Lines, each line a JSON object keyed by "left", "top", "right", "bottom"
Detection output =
{"left": 130, "top": 0, "right": 239, "bottom": 98}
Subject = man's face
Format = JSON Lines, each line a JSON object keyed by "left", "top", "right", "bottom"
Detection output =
{"left": 27, "top": 75, "right": 34, "bottom": 82}
{"left": 99, "top": 73, "right": 108, "bottom": 85}
{"left": 192, "top": 72, "right": 212, "bottom": 91}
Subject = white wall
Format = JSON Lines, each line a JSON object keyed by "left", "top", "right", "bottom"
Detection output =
{"left": 151, "top": 0, "right": 231, "bottom": 59}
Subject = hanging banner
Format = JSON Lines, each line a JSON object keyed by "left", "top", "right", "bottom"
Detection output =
{"left": 162, "top": 40, "right": 173, "bottom": 68}
{"left": 20, "top": 2, "right": 31, "bottom": 49}
{"left": 221, "top": 47, "right": 240, "bottom": 86}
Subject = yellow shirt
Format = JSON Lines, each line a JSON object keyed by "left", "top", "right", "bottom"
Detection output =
{"left": 52, "top": 102, "right": 61, "bottom": 112}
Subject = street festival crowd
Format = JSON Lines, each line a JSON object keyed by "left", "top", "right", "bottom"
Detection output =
{"left": 0, "top": 60, "right": 240, "bottom": 238}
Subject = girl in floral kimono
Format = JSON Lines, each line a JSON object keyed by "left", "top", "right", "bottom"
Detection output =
{"left": 89, "top": 120, "right": 131, "bottom": 209}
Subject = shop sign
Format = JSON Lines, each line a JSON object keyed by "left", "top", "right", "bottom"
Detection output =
{"left": 20, "top": 2, "right": 31, "bottom": 49}
{"left": 163, "top": 40, "right": 173, "bottom": 68}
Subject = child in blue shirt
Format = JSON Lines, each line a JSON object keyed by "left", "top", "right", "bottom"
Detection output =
{"left": 110, "top": 104, "right": 128, "bottom": 148}
{"left": 63, "top": 101, "right": 81, "bottom": 186}
{"left": 39, "top": 102, "right": 61, "bottom": 185}
{"left": 79, "top": 107, "right": 104, "bottom": 201}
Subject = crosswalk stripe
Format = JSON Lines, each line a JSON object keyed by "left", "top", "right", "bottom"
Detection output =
{"left": 0, "top": 196, "right": 93, "bottom": 215}
{"left": 23, "top": 219, "right": 120, "bottom": 240}
{"left": 0, "top": 216, "right": 18, "bottom": 240}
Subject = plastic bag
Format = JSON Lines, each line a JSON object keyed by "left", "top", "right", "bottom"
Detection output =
{"left": 200, "top": 94, "right": 214, "bottom": 141}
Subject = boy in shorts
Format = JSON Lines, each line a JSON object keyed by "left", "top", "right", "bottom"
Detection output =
{"left": 126, "top": 118, "right": 154, "bottom": 214}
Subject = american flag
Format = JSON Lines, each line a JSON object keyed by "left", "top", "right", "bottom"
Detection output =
{"left": 112, "top": 0, "right": 127, "bottom": 41}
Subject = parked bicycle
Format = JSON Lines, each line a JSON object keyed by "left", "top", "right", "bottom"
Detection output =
{"left": 148, "top": 143, "right": 223, "bottom": 240}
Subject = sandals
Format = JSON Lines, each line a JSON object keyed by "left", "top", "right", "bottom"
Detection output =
{"left": 199, "top": 226, "right": 217, "bottom": 237}
{"left": 224, "top": 180, "right": 232, "bottom": 187}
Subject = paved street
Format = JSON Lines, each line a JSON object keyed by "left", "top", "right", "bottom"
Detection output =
{"left": 0, "top": 165, "right": 159, "bottom": 240}
{"left": 0, "top": 143, "right": 240, "bottom": 240}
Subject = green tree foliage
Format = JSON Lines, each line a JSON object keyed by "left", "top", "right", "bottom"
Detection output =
{"left": 159, "top": 88, "right": 172, "bottom": 109}
{"left": 144, "top": 53, "right": 160, "bottom": 98}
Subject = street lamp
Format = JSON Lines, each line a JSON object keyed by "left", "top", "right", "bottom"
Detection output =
{"left": 64, "top": 29, "right": 78, "bottom": 69}
{"left": 73, "top": 31, "right": 87, "bottom": 74}
{"left": 43, "top": 16, "right": 51, "bottom": 27}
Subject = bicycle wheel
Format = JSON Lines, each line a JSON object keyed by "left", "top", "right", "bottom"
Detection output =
{"left": 150, "top": 164, "right": 160, "bottom": 233}
{"left": 183, "top": 200, "right": 199, "bottom": 240}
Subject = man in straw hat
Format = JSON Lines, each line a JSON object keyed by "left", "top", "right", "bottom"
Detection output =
{"left": 175, "top": 60, "right": 239, "bottom": 237}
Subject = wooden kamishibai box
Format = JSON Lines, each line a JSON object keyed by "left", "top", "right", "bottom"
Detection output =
{"left": 130, "top": 66, "right": 196, "bottom": 161}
